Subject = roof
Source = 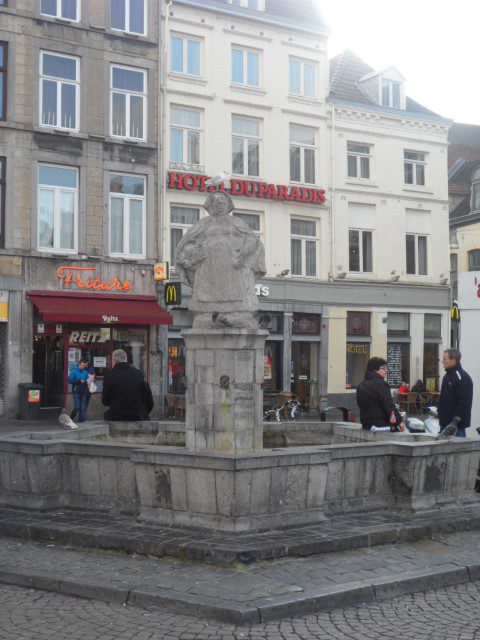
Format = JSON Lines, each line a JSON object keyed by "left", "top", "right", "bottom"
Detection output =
{"left": 174, "top": 0, "right": 328, "bottom": 35}
{"left": 329, "top": 50, "right": 440, "bottom": 118}
{"left": 449, "top": 123, "right": 480, "bottom": 145}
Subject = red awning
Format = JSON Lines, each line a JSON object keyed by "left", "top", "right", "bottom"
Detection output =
{"left": 27, "top": 291, "right": 173, "bottom": 326}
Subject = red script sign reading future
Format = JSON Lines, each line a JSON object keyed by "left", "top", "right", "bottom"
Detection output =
{"left": 168, "top": 172, "right": 326, "bottom": 205}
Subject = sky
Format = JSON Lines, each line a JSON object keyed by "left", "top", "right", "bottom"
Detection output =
{"left": 320, "top": 0, "right": 478, "bottom": 124}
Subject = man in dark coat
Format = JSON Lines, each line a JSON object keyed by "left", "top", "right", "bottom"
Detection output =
{"left": 102, "top": 349, "right": 154, "bottom": 421}
{"left": 356, "top": 357, "right": 402, "bottom": 430}
{"left": 438, "top": 348, "right": 473, "bottom": 438}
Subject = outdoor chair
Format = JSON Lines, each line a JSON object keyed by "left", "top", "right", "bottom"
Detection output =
{"left": 304, "top": 395, "right": 322, "bottom": 416}
{"left": 164, "top": 393, "right": 176, "bottom": 419}
{"left": 174, "top": 396, "right": 186, "bottom": 421}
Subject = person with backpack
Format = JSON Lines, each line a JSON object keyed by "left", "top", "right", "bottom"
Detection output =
{"left": 356, "top": 357, "right": 403, "bottom": 431}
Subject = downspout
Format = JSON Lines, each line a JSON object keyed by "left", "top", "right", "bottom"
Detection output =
{"left": 329, "top": 102, "right": 335, "bottom": 279}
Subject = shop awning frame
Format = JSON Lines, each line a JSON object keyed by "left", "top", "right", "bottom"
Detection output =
{"left": 27, "top": 291, "right": 173, "bottom": 326}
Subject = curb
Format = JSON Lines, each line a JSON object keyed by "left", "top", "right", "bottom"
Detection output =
{"left": 0, "top": 561, "right": 478, "bottom": 623}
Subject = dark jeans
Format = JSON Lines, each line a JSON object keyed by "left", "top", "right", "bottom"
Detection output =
{"left": 71, "top": 393, "right": 88, "bottom": 422}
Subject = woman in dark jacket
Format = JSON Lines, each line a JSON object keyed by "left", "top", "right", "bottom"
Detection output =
{"left": 356, "top": 357, "right": 402, "bottom": 430}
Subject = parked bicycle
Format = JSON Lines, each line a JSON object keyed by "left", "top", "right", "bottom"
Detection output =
{"left": 263, "top": 396, "right": 306, "bottom": 422}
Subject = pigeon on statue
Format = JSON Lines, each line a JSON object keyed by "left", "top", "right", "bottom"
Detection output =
{"left": 205, "top": 170, "right": 228, "bottom": 189}
{"left": 59, "top": 407, "right": 78, "bottom": 430}
{"left": 212, "top": 312, "right": 233, "bottom": 328}
{"left": 435, "top": 416, "right": 461, "bottom": 441}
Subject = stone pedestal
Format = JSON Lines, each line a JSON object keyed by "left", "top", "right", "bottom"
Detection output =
{"left": 182, "top": 328, "right": 268, "bottom": 455}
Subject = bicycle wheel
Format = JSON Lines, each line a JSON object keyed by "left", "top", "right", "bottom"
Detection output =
{"left": 294, "top": 407, "right": 307, "bottom": 421}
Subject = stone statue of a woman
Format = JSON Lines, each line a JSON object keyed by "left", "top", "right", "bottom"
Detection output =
{"left": 175, "top": 190, "right": 266, "bottom": 328}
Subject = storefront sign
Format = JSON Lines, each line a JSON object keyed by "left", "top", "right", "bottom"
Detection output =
{"left": 451, "top": 303, "right": 460, "bottom": 321}
{"left": 68, "top": 348, "right": 76, "bottom": 363}
{"left": 93, "top": 356, "right": 107, "bottom": 368}
{"left": 154, "top": 262, "right": 170, "bottom": 281}
{"left": 0, "top": 291, "right": 8, "bottom": 322}
{"left": 255, "top": 284, "right": 269, "bottom": 297}
{"left": 168, "top": 172, "right": 327, "bottom": 205}
{"left": 56, "top": 266, "right": 131, "bottom": 291}
{"left": 164, "top": 283, "right": 181, "bottom": 305}
{"left": 292, "top": 313, "right": 321, "bottom": 335}
{"left": 37, "top": 323, "right": 45, "bottom": 334}
{"left": 69, "top": 330, "right": 109, "bottom": 344}
{"left": 347, "top": 311, "right": 371, "bottom": 336}
{"left": 347, "top": 344, "right": 368, "bottom": 353}
{"left": 56, "top": 324, "right": 63, "bottom": 334}
{"left": 28, "top": 390, "right": 40, "bottom": 403}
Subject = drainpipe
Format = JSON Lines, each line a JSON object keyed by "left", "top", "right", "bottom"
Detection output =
{"left": 329, "top": 102, "right": 336, "bottom": 280}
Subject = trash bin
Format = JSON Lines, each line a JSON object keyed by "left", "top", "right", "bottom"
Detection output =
{"left": 18, "top": 383, "right": 44, "bottom": 420}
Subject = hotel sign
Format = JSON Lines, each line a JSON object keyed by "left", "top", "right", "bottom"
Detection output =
{"left": 167, "top": 172, "right": 327, "bottom": 205}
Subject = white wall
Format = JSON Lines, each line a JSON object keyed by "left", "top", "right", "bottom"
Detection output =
{"left": 459, "top": 271, "right": 480, "bottom": 438}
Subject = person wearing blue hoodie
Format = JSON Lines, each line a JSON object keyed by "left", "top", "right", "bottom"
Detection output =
{"left": 68, "top": 359, "right": 90, "bottom": 423}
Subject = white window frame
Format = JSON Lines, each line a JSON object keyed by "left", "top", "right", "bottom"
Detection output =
{"left": 110, "top": 0, "right": 147, "bottom": 36}
{"left": 348, "top": 228, "right": 373, "bottom": 273}
{"left": 170, "top": 33, "right": 201, "bottom": 77}
{"left": 289, "top": 125, "right": 316, "bottom": 185}
{"left": 169, "top": 106, "right": 202, "bottom": 169}
{"left": 347, "top": 142, "right": 372, "bottom": 180}
{"left": 231, "top": 116, "right": 261, "bottom": 178}
{"left": 231, "top": 46, "right": 261, "bottom": 87}
{"left": 471, "top": 182, "right": 480, "bottom": 211}
{"left": 170, "top": 205, "right": 200, "bottom": 265}
{"left": 404, "top": 150, "right": 426, "bottom": 187}
{"left": 227, "top": 0, "right": 265, "bottom": 9}
{"left": 406, "top": 233, "right": 428, "bottom": 276}
{"left": 110, "top": 64, "right": 147, "bottom": 141}
{"left": 109, "top": 173, "right": 146, "bottom": 259}
{"left": 37, "top": 163, "right": 78, "bottom": 254}
{"left": 290, "top": 217, "right": 318, "bottom": 278}
{"left": 233, "top": 211, "right": 261, "bottom": 237}
{"left": 289, "top": 57, "right": 316, "bottom": 98}
{"left": 39, "top": 51, "right": 80, "bottom": 132}
{"left": 40, "top": 0, "right": 80, "bottom": 21}
{"left": 380, "top": 78, "right": 401, "bottom": 108}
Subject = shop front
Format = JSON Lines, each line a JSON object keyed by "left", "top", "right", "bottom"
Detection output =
{"left": 27, "top": 289, "right": 171, "bottom": 419}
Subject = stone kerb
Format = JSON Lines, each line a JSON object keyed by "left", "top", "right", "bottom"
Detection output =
{"left": 182, "top": 328, "right": 268, "bottom": 456}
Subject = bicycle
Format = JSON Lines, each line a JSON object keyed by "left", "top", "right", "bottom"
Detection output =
{"left": 263, "top": 396, "right": 306, "bottom": 422}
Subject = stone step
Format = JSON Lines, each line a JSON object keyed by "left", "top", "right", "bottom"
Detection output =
{"left": 38, "top": 406, "right": 63, "bottom": 421}
{"left": 0, "top": 505, "right": 479, "bottom": 565}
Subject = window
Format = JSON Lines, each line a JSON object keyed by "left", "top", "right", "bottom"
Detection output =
{"left": 40, "top": 52, "right": 79, "bottom": 131}
{"left": 468, "top": 249, "right": 480, "bottom": 271}
{"left": 381, "top": 79, "right": 401, "bottom": 108}
{"left": 0, "top": 157, "right": 5, "bottom": 248}
{"left": 170, "top": 106, "right": 201, "bottom": 168}
{"left": 450, "top": 253, "right": 458, "bottom": 300}
{"left": 349, "top": 229, "right": 372, "bottom": 272}
{"left": 170, "top": 34, "right": 200, "bottom": 76}
{"left": 347, "top": 142, "right": 371, "bottom": 179}
{"left": 170, "top": 206, "right": 199, "bottom": 265}
{"left": 41, "top": 0, "right": 79, "bottom": 21}
{"left": 38, "top": 164, "right": 78, "bottom": 252}
{"left": 406, "top": 234, "right": 428, "bottom": 275}
{"left": 387, "top": 342, "right": 409, "bottom": 388}
{"left": 0, "top": 43, "right": 6, "bottom": 121}
{"left": 346, "top": 343, "right": 369, "bottom": 389}
{"left": 424, "top": 314, "right": 441, "bottom": 339}
{"left": 109, "top": 173, "right": 146, "bottom": 258}
{"left": 110, "top": 65, "right": 146, "bottom": 140}
{"left": 233, "top": 211, "right": 260, "bottom": 234}
{"left": 289, "top": 58, "right": 316, "bottom": 98}
{"left": 231, "top": 46, "right": 260, "bottom": 87}
{"left": 387, "top": 313, "right": 409, "bottom": 337}
{"left": 404, "top": 151, "right": 426, "bottom": 186}
{"left": 347, "top": 311, "right": 370, "bottom": 335}
{"left": 290, "top": 125, "right": 316, "bottom": 184}
{"left": 472, "top": 183, "right": 480, "bottom": 211}
{"left": 228, "top": 0, "right": 264, "bottom": 8}
{"left": 111, "top": 0, "right": 146, "bottom": 35}
{"left": 232, "top": 116, "right": 260, "bottom": 177}
{"left": 291, "top": 218, "right": 317, "bottom": 277}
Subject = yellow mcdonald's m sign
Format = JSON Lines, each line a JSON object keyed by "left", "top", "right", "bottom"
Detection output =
{"left": 164, "top": 283, "right": 181, "bottom": 305}
{"left": 451, "top": 304, "right": 460, "bottom": 321}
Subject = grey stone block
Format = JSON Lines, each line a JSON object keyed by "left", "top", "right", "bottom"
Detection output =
{"left": 215, "top": 470, "right": 234, "bottom": 516}
{"left": 78, "top": 458, "right": 101, "bottom": 496}
{"left": 99, "top": 458, "right": 117, "bottom": 498}
{"left": 371, "top": 564, "right": 469, "bottom": 600}
{"left": 186, "top": 468, "right": 217, "bottom": 514}
{"left": 135, "top": 464, "right": 156, "bottom": 508}
{"left": 306, "top": 464, "right": 328, "bottom": 508}
{"left": 170, "top": 466, "right": 187, "bottom": 511}
{"left": 249, "top": 468, "right": 271, "bottom": 514}
{"left": 10, "top": 455, "right": 29, "bottom": 493}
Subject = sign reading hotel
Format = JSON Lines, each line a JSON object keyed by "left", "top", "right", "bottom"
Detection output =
{"left": 56, "top": 266, "right": 131, "bottom": 291}
{"left": 168, "top": 172, "right": 327, "bottom": 205}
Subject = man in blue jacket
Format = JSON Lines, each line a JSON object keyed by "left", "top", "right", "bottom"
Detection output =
{"left": 438, "top": 348, "right": 473, "bottom": 438}
{"left": 68, "top": 358, "right": 90, "bottom": 423}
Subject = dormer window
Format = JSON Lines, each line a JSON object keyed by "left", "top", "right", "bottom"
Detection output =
{"left": 471, "top": 167, "right": 480, "bottom": 211}
{"left": 227, "top": 0, "right": 265, "bottom": 10}
{"left": 381, "top": 79, "right": 401, "bottom": 108}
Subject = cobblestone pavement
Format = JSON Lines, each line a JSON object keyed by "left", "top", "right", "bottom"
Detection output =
{"left": 0, "top": 530, "right": 480, "bottom": 608}
{"left": 0, "top": 580, "right": 480, "bottom": 639}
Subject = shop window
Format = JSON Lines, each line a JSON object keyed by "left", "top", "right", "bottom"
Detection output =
{"left": 38, "top": 164, "right": 78, "bottom": 253}
{"left": 346, "top": 343, "right": 369, "bottom": 389}
{"left": 423, "top": 343, "right": 439, "bottom": 392}
{"left": 110, "top": 65, "right": 146, "bottom": 140}
{"left": 113, "top": 327, "right": 147, "bottom": 377}
{"left": 0, "top": 42, "right": 7, "bottom": 121}
{"left": 40, "top": 51, "right": 79, "bottom": 131}
{"left": 170, "top": 33, "right": 201, "bottom": 77}
{"left": 41, "top": 0, "right": 79, "bottom": 21}
{"left": 168, "top": 338, "right": 185, "bottom": 394}
{"left": 258, "top": 312, "right": 283, "bottom": 333}
{"left": 292, "top": 313, "right": 320, "bottom": 335}
{"left": 387, "top": 342, "right": 410, "bottom": 388}
{"left": 170, "top": 106, "right": 201, "bottom": 169}
{"left": 0, "top": 157, "right": 5, "bottom": 248}
{"left": 387, "top": 312, "right": 409, "bottom": 337}
{"left": 232, "top": 116, "right": 260, "bottom": 177}
{"left": 170, "top": 205, "right": 199, "bottom": 265}
{"left": 109, "top": 173, "right": 146, "bottom": 258}
{"left": 291, "top": 218, "right": 317, "bottom": 277}
{"left": 289, "top": 125, "right": 316, "bottom": 184}
{"left": 111, "top": 0, "right": 146, "bottom": 35}
{"left": 424, "top": 313, "right": 441, "bottom": 338}
{"left": 347, "top": 311, "right": 370, "bottom": 335}
{"left": 263, "top": 341, "right": 280, "bottom": 392}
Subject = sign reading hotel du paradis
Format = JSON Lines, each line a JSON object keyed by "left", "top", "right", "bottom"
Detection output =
{"left": 167, "top": 172, "right": 327, "bottom": 205}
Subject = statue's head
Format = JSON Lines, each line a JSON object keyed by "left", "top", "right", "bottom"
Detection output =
{"left": 204, "top": 190, "right": 234, "bottom": 218}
